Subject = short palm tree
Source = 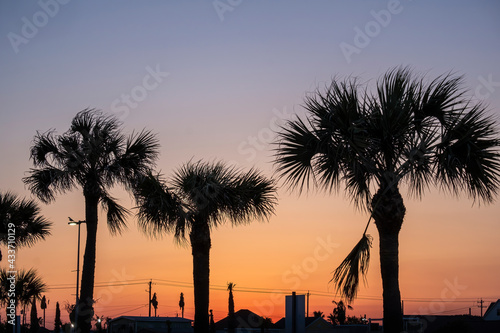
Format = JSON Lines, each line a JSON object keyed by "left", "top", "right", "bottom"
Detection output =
{"left": 134, "top": 160, "right": 277, "bottom": 333}
{"left": 275, "top": 67, "right": 500, "bottom": 333}
{"left": 331, "top": 300, "right": 352, "bottom": 325}
{"left": 23, "top": 109, "right": 159, "bottom": 333}
{"left": 0, "top": 191, "right": 52, "bottom": 260}
{"left": 0, "top": 268, "right": 46, "bottom": 328}
{"left": 179, "top": 292, "right": 185, "bottom": 318}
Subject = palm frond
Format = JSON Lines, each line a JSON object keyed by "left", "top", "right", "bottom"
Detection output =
{"left": 329, "top": 233, "right": 372, "bottom": 303}
{"left": 125, "top": 130, "right": 160, "bottom": 168}
{"left": 419, "top": 72, "right": 465, "bottom": 125}
{"left": 436, "top": 104, "right": 500, "bottom": 203}
{"left": 172, "top": 160, "right": 277, "bottom": 228}
{"left": 100, "top": 193, "right": 130, "bottom": 235}
{"left": 23, "top": 167, "right": 75, "bottom": 203}
{"left": 402, "top": 130, "right": 436, "bottom": 199}
{"left": 274, "top": 117, "right": 319, "bottom": 193}
{"left": 133, "top": 172, "right": 185, "bottom": 239}
{"left": 30, "top": 130, "right": 61, "bottom": 167}
{"left": 0, "top": 268, "right": 46, "bottom": 306}
{"left": 0, "top": 191, "right": 52, "bottom": 247}
{"left": 225, "top": 167, "right": 277, "bottom": 225}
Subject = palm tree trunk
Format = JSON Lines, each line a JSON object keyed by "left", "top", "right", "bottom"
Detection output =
{"left": 378, "top": 230, "right": 403, "bottom": 333}
{"left": 372, "top": 182, "right": 405, "bottom": 333}
{"left": 78, "top": 194, "right": 99, "bottom": 333}
{"left": 190, "top": 221, "right": 211, "bottom": 333}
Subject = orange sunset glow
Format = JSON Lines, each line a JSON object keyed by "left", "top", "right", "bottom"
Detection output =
{"left": 1, "top": 1, "right": 500, "bottom": 332}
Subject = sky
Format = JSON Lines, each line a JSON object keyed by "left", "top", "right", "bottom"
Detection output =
{"left": 1, "top": 0, "right": 500, "bottom": 329}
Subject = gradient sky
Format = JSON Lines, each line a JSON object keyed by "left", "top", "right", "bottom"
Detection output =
{"left": 1, "top": 0, "right": 500, "bottom": 329}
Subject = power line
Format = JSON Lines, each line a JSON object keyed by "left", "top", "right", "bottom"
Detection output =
{"left": 45, "top": 279, "right": 499, "bottom": 305}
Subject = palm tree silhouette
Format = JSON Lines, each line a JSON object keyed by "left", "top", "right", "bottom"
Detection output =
{"left": 227, "top": 282, "right": 236, "bottom": 333}
{"left": 275, "top": 67, "right": 500, "bottom": 332}
{"left": 179, "top": 292, "right": 185, "bottom": 318}
{"left": 313, "top": 310, "right": 324, "bottom": 318}
{"left": 23, "top": 109, "right": 159, "bottom": 333}
{"left": 0, "top": 268, "right": 46, "bottom": 330}
{"left": 54, "top": 302, "right": 62, "bottom": 333}
{"left": 30, "top": 296, "right": 39, "bottom": 333}
{"left": 134, "top": 160, "right": 277, "bottom": 333}
{"left": 331, "top": 300, "right": 352, "bottom": 325}
{"left": 40, "top": 295, "right": 47, "bottom": 327}
{"left": 0, "top": 191, "right": 52, "bottom": 260}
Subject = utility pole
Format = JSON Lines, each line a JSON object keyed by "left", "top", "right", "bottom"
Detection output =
{"left": 477, "top": 298, "right": 485, "bottom": 317}
{"left": 148, "top": 280, "right": 152, "bottom": 317}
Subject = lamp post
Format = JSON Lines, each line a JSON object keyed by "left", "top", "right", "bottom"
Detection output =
{"left": 68, "top": 217, "right": 85, "bottom": 333}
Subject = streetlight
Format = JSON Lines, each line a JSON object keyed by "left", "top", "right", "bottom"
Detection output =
{"left": 68, "top": 217, "right": 85, "bottom": 333}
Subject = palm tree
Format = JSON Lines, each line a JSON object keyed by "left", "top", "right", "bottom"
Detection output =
{"left": 23, "top": 109, "right": 159, "bottom": 333}
{"left": 54, "top": 302, "right": 62, "bottom": 333}
{"left": 275, "top": 67, "right": 500, "bottom": 333}
{"left": 227, "top": 282, "right": 236, "bottom": 333}
{"left": 313, "top": 311, "right": 324, "bottom": 318}
{"left": 0, "top": 191, "right": 52, "bottom": 260}
{"left": 134, "top": 160, "right": 277, "bottom": 333}
{"left": 40, "top": 295, "right": 47, "bottom": 327}
{"left": 0, "top": 268, "right": 46, "bottom": 330}
{"left": 331, "top": 300, "right": 352, "bottom": 325}
{"left": 179, "top": 292, "right": 185, "bottom": 318}
{"left": 30, "top": 297, "right": 40, "bottom": 333}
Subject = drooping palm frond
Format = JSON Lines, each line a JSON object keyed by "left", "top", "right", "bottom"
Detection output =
{"left": 24, "top": 167, "right": 75, "bottom": 203}
{"left": 100, "top": 193, "right": 130, "bottom": 235}
{"left": 329, "top": 233, "right": 372, "bottom": 303}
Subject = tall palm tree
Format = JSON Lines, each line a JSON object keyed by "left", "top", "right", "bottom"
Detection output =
{"left": 0, "top": 268, "right": 46, "bottom": 329}
{"left": 134, "top": 160, "right": 277, "bottom": 333}
{"left": 275, "top": 67, "right": 500, "bottom": 333}
{"left": 0, "top": 191, "right": 52, "bottom": 260}
{"left": 23, "top": 109, "right": 159, "bottom": 333}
